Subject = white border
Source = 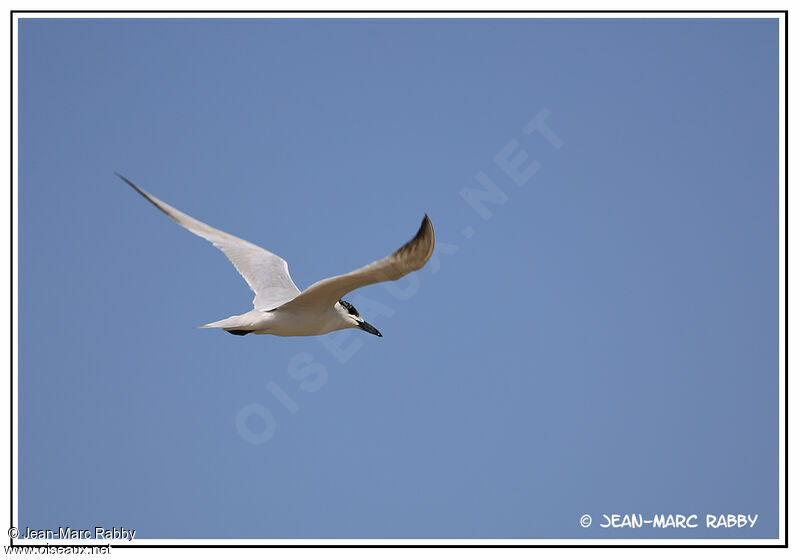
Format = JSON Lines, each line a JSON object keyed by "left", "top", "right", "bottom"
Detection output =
{"left": 7, "top": 11, "right": 786, "bottom": 19}
{"left": 777, "top": 5, "right": 787, "bottom": 549}
{"left": 2, "top": 9, "right": 787, "bottom": 549}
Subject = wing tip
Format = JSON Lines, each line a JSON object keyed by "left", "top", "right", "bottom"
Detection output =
{"left": 419, "top": 213, "right": 433, "bottom": 235}
{"left": 394, "top": 213, "right": 434, "bottom": 268}
{"left": 115, "top": 171, "right": 146, "bottom": 197}
{"left": 419, "top": 213, "right": 434, "bottom": 244}
{"left": 420, "top": 214, "right": 434, "bottom": 263}
{"left": 114, "top": 171, "right": 133, "bottom": 186}
{"left": 115, "top": 172, "right": 175, "bottom": 218}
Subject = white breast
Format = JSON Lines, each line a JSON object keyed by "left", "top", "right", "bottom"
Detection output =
{"left": 250, "top": 308, "right": 349, "bottom": 337}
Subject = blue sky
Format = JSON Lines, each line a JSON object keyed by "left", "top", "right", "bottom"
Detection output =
{"left": 17, "top": 18, "right": 779, "bottom": 539}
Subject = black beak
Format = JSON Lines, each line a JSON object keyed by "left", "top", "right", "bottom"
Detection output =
{"left": 358, "top": 320, "right": 383, "bottom": 337}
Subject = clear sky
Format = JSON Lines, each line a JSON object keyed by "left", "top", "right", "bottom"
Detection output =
{"left": 17, "top": 17, "right": 779, "bottom": 539}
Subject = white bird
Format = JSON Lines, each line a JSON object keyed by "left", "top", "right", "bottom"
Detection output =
{"left": 116, "top": 173, "right": 435, "bottom": 338}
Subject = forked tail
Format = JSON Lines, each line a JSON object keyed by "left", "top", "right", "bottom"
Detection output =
{"left": 198, "top": 312, "right": 258, "bottom": 336}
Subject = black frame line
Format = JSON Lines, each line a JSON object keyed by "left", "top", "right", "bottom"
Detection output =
{"left": 7, "top": 9, "right": 789, "bottom": 550}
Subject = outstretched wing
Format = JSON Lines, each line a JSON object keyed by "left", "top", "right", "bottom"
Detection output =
{"left": 117, "top": 173, "right": 301, "bottom": 311}
{"left": 278, "top": 215, "right": 434, "bottom": 311}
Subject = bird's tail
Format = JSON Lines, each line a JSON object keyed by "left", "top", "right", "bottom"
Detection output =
{"left": 198, "top": 314, "right": 247, "bottom": 330}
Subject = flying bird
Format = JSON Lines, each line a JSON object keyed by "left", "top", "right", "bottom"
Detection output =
{"left": 116, "top": 173, "right": 434, "bottom": 338}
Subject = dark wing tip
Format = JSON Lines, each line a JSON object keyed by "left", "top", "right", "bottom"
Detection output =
{"left": 114, "top": 171, "right": 137, "bottom": 186}
{"left": 115, "top": 171, "right": 143, "bottom": 194}
{"left": 114, "top": 172, "right": 172, "bottom": 217}
{"left": 418, "top": 214, "right": 434, "bottom": 249}
{"left": 393, "top": 214, "right": 435, "bottom": 269}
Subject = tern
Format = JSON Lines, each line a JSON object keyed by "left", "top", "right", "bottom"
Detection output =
{"left": 116, "top": 174, "right": 435, "bottom": 338}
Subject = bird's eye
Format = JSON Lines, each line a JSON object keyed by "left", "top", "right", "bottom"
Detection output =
{"left": 339, "top": 299, "right": 360, "bottom": 316}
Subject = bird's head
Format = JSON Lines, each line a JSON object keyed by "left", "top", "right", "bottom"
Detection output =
{"left": 336, "top": 299, "right": 382, "bottom": 337}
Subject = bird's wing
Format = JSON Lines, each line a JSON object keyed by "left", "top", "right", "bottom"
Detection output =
{"left": 278, "top": 215, "right": 434, "bottom": 311}
{"left": 117, "top": 173, "right": 301, "bottom": 311}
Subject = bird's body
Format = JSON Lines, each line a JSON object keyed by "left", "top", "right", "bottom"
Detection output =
{"left": 116, "top": 174, "right": 434, "bottom": 338}
{"left": 204, "top": 303, "right": 357, "bottom": 337}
